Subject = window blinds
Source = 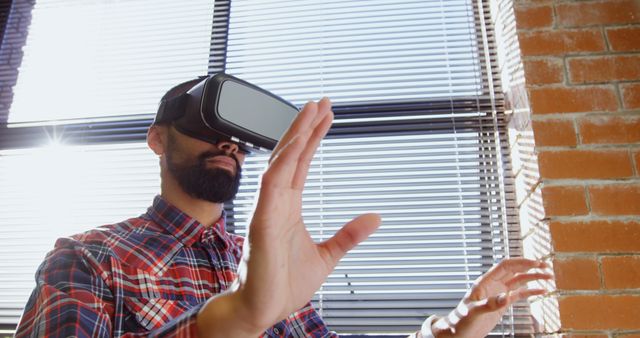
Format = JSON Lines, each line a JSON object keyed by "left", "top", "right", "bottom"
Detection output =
{"left": 0, "top": 0, "right": 531, "bottom": 336}
{"left": 225, "top": 0, "right": 484, "bottom": 105}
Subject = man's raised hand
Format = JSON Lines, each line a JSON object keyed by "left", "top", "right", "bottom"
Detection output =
{"left": 430, "top": 258, "right": 553, "bottom": 338}
{"left": 234, "top": 98, "right": 381, "bottom": 334}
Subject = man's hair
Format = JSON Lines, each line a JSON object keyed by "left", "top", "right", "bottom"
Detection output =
{"left": 153, "top": 77, "right": 205, "bottom": 126}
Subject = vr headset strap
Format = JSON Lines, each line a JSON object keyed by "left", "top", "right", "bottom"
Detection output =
{"left": 154, "top": 93, "right": 188, "bottom": 124}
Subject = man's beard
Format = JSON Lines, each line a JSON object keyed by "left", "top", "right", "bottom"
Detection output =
{"left": 166, "top": 149, "right": 242, "bottom": 203}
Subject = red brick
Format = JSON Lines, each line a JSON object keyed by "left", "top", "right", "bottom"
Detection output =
{"left": 549, "top": 220, "right": 640, "bottom": 252}
{"left": 621, "top": 83, "right": 640, "bottom": 110}
{"left": 619, "top": 335, "right": 640, "bottom": 338}
{"left": 569, "top": 335, "right": 608, "bottom": 338}
{"left": 519, "top": 29, "right": 606, "bottom": 56}
{"left": 541, "top": 185, "right": 588, "bottom": 216}
{"left": 559, "top": 295, "right": 640, "bottom": 329}
{"left": 515, "top": 5, "right": 554, "bottom": 29}
{"left": 568, "top": 55, "right": 640, "bottom": 83}
{"left": 538, "top": 150, "right": 633, "bottom": 179}
{"left": 532, "top": 119, "right": 577, "bottom": 146}
{"left": 635, "top": 151, "right": 640, "bottom": 175}
{"left": 578, "top": 115, "right": 640, "bottom": 144}
{"left": 553, "top": 257, "right": 600, "bottom": 290}
{"left": 524, "top": 58, "right": 564, "bottom": 85}
{"left": 602, "top": 255, "right": 640, "bottom": 289}
{"left": 589, "top": 184, "right": 640, "bottom": 215}
{"left": 530, "top": 86, "right": 618, "bottom": 114}
{"left": 557, "top": 0, "right": 640, "bottom": 27}
{"left": 607, "top": 26, "right": 640, "bottom": 52}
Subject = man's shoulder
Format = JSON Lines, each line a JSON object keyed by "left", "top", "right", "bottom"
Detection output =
{"left": 59, "top": 215, "right": 161, "bottom": 248}
{"left": 50, "top": 215, "right": 181, "bottom": 274}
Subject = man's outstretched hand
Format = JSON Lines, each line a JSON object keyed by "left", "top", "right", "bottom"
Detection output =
{"left": 197, "top": 98, "right": 381, "bottom": 337}
{"left": 429, "top": 258, "right": 553, "bottom": 338}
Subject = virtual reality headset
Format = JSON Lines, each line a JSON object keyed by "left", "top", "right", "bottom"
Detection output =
{"left": 153, "top": 73, "right": 299, "bottom": 153}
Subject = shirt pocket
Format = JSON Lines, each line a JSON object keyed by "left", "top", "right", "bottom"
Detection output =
{"left": 123, "top": 296, "right": 194, "bottom": 331}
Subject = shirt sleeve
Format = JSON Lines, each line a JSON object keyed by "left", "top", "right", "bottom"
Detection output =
{"left": 14, "top": 238, "right": 202, "bottom": 338}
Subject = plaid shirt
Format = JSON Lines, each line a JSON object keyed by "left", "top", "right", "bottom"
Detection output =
{"left": 16, "top": 195, "right": 336, "bottom": 337}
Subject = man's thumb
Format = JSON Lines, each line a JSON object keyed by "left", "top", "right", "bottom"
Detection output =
{"left": 319, "top": 213, "right": 381, "bottom": 267}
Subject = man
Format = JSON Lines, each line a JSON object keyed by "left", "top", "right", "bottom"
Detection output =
{"left": 16, "top": 77, "right": 552, "bottom": 337}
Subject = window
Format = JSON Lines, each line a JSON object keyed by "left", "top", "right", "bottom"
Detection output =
{"left": 7, "top": 0, "right": 214, "bottom": 123}
{"left": 0, "top": 0, "right": 528, "bottom": 336}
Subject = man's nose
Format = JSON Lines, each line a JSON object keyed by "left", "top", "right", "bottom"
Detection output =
{"left": 216, "top": 140, "right": 239, "bottom": 155}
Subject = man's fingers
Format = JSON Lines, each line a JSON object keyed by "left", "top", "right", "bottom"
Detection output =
{"left": 319, "top": 213, "right": 381, "bottom": 268}
{"left": 264, "top": 99, "right": 333, "bottom": 189}
{"left": 270, "top": 101, "right": 318, "bottom": 163}
{"left": 264, "top": 98, "right": 333, "bottom": 190}
{"left": 505, "top": 272, "right": 553, "bottom": 290}
{"left": 292, "top": 111, "right": 334, "bottom": 189}
{"left": 511, "top": 288, "right": 547, "bottom": 301}
{"left": 270, "top": 98, "right": 331, "bottom": 163}
{"left": 486, "top": 258, "right": 549, "bottom": 282}
{"left": 262, "top": 132, "right": 309, "bottom": 188}
{"left": 499, "top": 288, "right": 547, "bottom": 308}
{"left": 464, "top": 294, "right": 504, "bottom": 316}
{"left": 468, "top": 287, "right": 548, "bottom": 315}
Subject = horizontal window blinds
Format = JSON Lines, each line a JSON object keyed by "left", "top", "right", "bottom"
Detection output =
{"left": 225, "top": 0, "right": 485, "bottom": 105}
{"left": 0, "top": 143, "right": 161, "bottom": 325}
{"left": 222, "top": 0, "right": 529, "bottom": 335}
{"left": 3, "top": 0, "right": 214, "bottom": 124}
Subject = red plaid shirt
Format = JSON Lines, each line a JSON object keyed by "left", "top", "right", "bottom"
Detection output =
{"left": 16, "top": 196, "right": 336, "bottom": 337}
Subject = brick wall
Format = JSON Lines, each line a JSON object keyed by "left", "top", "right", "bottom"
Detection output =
{"left": 501, "top": 0, "right": 640, "bottom": 336}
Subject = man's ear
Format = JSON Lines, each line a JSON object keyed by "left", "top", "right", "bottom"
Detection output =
{"left": 147, "top": 125, "right": 167, "bottom": 156}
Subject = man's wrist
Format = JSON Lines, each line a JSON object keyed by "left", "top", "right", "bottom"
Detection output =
{"left": 420, "top": 315, "right": 440, "bottom": 338}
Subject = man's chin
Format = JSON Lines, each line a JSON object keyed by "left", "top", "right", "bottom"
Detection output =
{"left": 204, "top": 167, "right": 237, "bottom": 181}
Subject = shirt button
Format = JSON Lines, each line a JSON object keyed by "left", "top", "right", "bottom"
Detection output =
{"left": 273, "top": 327, "right": 280, "bottom": 335}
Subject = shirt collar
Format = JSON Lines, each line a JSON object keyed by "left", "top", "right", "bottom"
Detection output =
{"left": 146, "top": 195, "right": 227, "bottom": 247}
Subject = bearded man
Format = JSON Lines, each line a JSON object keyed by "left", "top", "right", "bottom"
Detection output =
{"left": 15, "top": 76, "right": 552, "bottom": 338}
